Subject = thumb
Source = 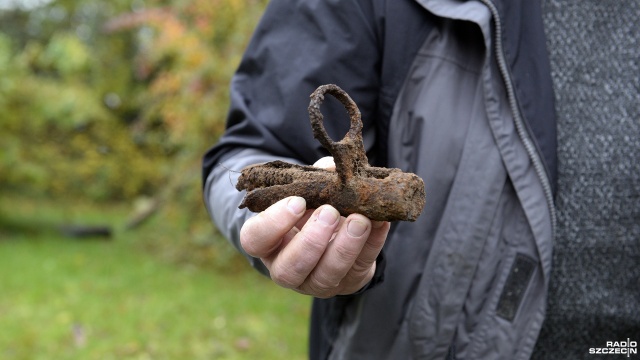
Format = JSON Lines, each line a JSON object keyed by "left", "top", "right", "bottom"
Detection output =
{"left": 313, "top": 156, "right": 336, "bottom": 170}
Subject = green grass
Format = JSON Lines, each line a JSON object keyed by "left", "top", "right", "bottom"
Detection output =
{"left": 0, "top": 195, "right": 310, "bottom": 359}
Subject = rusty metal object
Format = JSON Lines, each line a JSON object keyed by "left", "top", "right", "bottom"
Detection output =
{"left": 236, "top": 84, "right": 426, "bottom": 222}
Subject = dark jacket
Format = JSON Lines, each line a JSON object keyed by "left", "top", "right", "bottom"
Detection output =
{"left": 203, "top": 0, "right": 557, "bottom": 358}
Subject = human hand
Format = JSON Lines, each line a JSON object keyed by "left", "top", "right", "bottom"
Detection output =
{"left": 239, "top": 157, "right": 390, "bottom": 298}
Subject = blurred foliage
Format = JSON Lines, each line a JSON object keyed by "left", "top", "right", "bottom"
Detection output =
{"left": 0, "top": 0, "right": 267, "bottom": 200}
{"left": 0, "top": 0, "right": 269, "bottom": 267}
{"left": 1, "top": 0, "right": 147, "bottom": 199}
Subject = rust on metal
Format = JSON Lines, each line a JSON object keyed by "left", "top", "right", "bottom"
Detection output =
{"left": 236, "top": 84, "right": 426, "bottom": 222}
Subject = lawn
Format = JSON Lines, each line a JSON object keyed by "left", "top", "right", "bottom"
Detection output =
{"left": 0, "top": 195, "right": 310, "bottom": 359}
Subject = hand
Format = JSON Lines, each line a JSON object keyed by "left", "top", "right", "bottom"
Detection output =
{"left": 239, "top": 157, "right": 391, "bottom": 298}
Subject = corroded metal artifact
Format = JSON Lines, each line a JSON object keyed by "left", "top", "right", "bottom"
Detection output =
{"left": 236, "top": 84, "right": 425, "bottom": 222}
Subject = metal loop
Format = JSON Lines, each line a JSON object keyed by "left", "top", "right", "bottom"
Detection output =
{"left": 308, "top": 84, "right": 362, "bottom": 152}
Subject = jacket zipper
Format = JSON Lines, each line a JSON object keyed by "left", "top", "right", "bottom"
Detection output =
{"left": 480, "top": 0, "right": 557, "bottom": 237}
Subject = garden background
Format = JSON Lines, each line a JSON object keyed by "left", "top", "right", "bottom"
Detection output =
{"left": 0, "top": 0, "right": 310, "bottom": 358}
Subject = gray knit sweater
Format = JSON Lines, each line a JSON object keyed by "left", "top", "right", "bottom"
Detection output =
{"left": 533, "top": 0, "right": 640, "bottom": 358}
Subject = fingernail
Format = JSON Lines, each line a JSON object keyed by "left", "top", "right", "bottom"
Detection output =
{"left": 318, "top": 206, "right": 339, "bottom": 225}
{"left": 287, "top": 197, "right": 306, "bottom": 215}
{"left": 372, "top": 221, "right": 387, "bottom": 229}
{"left": 347, "top": 219, "right": 368, "bottom": 237}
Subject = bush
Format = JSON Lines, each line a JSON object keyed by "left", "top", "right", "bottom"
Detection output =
{"left": 0, "top": 0, "right": 267, "bottom": 202}
{"left": 0, "top": 0, "right": 268, "bottom": 268}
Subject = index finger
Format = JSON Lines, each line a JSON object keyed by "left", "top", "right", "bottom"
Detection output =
{"left": 240, "top": 196, "right": 307, "bottom": 258}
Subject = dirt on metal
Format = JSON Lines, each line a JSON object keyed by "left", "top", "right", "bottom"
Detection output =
{"left": 236, "top": 84, "right": 426, "bottom": 222}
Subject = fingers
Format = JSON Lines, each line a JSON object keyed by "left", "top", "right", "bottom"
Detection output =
{"left": 240, "top": 196, "right": 307, "bottom": 258}
{"left": 295, "top": 208, "right": 315, "bottom": 231}
{"left": 248, "top": 202, "right": 390, "bottom": 298}
{"left": 339, "top": 220, "right": 390, "bottom": 293}
{"left": 266, "top": 205, "right": 341, "bottom": 289}
{"left": 298, "top": 214, "right": 371, "bottom": 297}
{"left": 239, "top": 158, "right": 391, "bottom": 298}
{"left": 299, "top": 216, "right": 390, "bottom": 297}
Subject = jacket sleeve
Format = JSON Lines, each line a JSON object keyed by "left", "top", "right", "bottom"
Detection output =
{"left": 202, "top": 0, "right": 383, "bottom": 273}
